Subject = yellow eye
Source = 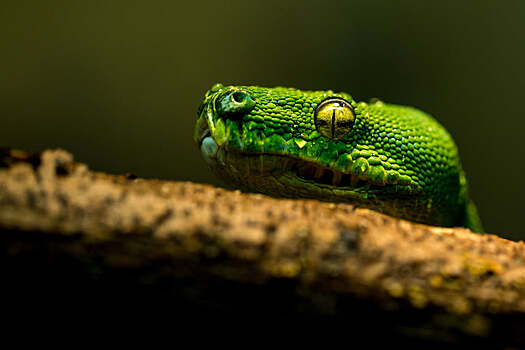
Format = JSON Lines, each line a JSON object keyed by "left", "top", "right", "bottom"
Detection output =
{"left": 314, "top": 98, "right": 355, "bottom": 139}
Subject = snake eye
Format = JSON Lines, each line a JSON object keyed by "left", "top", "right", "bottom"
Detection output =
{"left": 314, "top": 98, "right": 355, "bottom": 139}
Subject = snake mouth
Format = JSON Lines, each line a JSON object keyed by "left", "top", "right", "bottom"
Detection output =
{"left": 291, "top": 160, "right": 380, "bottom": 189}
{"left": 199, "top": 133, "right": 397, "bottom": 194}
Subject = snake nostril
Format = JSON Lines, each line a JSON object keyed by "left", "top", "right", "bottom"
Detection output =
{"left": 217, "top": 90, "right": 256, "bottom": 118}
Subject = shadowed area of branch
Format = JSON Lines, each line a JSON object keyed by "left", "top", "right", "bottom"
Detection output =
{"left": 1, "top": 148, "right": 525, "bottom": 345}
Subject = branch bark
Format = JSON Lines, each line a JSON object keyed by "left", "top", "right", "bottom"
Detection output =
{"left": 1, "top": 148, "right": 524, "bottom": 345}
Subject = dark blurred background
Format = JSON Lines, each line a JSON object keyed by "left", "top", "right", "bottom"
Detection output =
{"left": 1, "top": 1, "right": 524, "bottom": 240}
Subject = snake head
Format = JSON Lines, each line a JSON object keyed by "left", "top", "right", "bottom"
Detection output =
{"left": 194, "top": 83, "right": 467, "bottom": 228}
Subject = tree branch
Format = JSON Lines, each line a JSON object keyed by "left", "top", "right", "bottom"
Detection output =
{"left": 1, "top": 148, "right": 524, "bottom": 345}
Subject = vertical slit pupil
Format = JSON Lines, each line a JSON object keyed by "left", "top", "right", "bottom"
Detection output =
{"left": 331, "top": 108, "right": 336, "bottom": 139}
{"left": 314, "top": 98, "right": 354, "bottom": 140}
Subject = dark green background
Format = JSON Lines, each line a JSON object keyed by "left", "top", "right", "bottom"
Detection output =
{"left": 2, "top": 1, "right": 524, "bottom": 240}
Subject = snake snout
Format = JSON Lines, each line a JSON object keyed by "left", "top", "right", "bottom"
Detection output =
{"left": 216, "top": 90, "right": 256, "bottom": 118}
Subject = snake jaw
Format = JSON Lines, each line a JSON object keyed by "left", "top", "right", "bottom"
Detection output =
{"left": 199, "top": 135, "right": 403, "bottom": 195}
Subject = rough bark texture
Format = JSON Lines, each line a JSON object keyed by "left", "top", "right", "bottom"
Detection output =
{"left": 2, "top": 148, "right": 525, "bottom": 345}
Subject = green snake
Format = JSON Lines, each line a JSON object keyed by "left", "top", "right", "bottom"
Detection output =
{"left": 194, "top": 83, "right": 483, "bottom": 233}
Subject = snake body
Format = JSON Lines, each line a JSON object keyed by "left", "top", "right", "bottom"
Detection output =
{"left": 194, "top": 83, "right": 483, "bottom": 232}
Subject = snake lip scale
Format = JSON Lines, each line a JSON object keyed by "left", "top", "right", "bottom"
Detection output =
{"left": 194, "top": 83, "right": 484, "bottom": 232}
{"left": 197, "top": 117, "right": 388, "bottom": 191}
